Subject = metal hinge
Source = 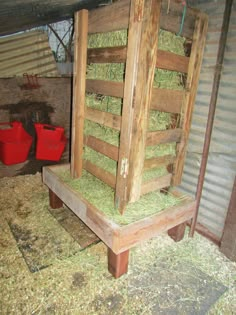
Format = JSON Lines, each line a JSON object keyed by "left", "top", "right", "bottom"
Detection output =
{"left": 120, "top": 158, "right": 129, "bottom": 178}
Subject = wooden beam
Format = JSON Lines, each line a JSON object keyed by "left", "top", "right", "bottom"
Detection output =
{"left": 71, "top": 10, "right": 88, "bottom": 178}
{"left": 156, "top": 50, "right": 189, "bottom": 73}
{"left": 87, "top": 46, "right": 127, "bottom": 64}
{"left": 220, "top": 176, "right": 236, "bottom": 261}
{"left": 83, "top": 159, "right": 116, "bottom": 189}
{"left": 86, "top": 79, "right": 124, "bottom": 98}
{"left": 49, "top": 189, "right": 63, "bottom": 209}
{"left": 108, "top": 248, "right": 129, "bottom": 278}
{"left": 87, "top": 46, "right": 189, "bottom": 73}
{"left": 115, "top": 198, "right": 196, "bottom": 253}
{"left": 86, "top": 80, "right": 183, "bottom": 114}
{"left": 172, "top": 13, "right": 208, "bottom": 185}
{"left": 84, "top": 135, "right": 119, "bottom": 161}
{"left": 146, "top": 128, "right": 182, "bottom": 146}
{"left": 88, "top": 0, "right": 197, "bottom": 39}
{"left": 168, "top": 222, "right": 187, "bottom": 242}
{"left": 141, "top": 174, "right": 172, "bottom": 195}
{"left": 85, "top": 107, "right": 121, "bottom": 131}
{"left": 115, "top": 0, "right": 146, "bottom": 212}
{"left": 144, "top": 155, "right": 176, "bottom": 170}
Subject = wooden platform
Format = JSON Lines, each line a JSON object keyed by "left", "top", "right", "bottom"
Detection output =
{"left": 43, "top": 164, "right": 196, "bottom": 278}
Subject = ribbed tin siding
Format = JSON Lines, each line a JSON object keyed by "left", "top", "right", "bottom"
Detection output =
{"left": 180, "top": 1, "right": 236, "bottom": 238}
{"left": 0, "top": 30, "right": 59, "bottom": 77}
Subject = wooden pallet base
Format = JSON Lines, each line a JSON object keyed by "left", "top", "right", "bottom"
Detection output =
{"left": 43, "top": 164, "right": 196, "bottom": 278}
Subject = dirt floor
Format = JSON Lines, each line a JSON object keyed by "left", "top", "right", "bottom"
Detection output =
{"left": 0, "top": 173, "right": 235, "bottom": 314}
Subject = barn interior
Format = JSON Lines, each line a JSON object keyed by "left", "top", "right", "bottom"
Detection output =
{"left": 0, "top": 0, "right": 235, "bottom": 314}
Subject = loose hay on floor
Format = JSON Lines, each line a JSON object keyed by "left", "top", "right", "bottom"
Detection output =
{"left": 0, "top": 174, "right": 235, "bottom": 314}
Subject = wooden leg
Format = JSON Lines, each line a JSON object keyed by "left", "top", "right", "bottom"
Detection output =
{"left": 108, "top": 248, "right": 129, "bottom": 278}
{"left": 49, "top": 189, "right": 63, "bottom": 209}
{"left": 168, "top": 222, "right": 186, "bottom": 242}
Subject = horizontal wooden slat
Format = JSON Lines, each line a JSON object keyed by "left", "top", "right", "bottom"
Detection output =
{"left": 86, "top": 80, "right": 184, "bottom": 114}
{"left": 144, "top": 155, "right": 176, "bottom": 170}
{"left": 83, "top": 159, "right": 116, "bottom": 189}
{"left": 141, "top": 174, "right": 172, "bottom": 195}
{"left": 87, "top": 46, "right": 127, "bottom": 64}
{"left": 88, "top": 0, "right": 197, "bottom": 39}
{"left": 151, "top": 88, "right": 184, "bottom": 113}
{"left": 84, "top": 135, "right": 119, "bottom": 161}
{"left": 87, "top": 46, "right": 189, "bottom": 73}
{"left": 146, "top": 128, "right": 182, "bottom": 146}
{"left": 85, "top": 107, "right": 121, "bottom": 131}
{"left": 86, "top": 79, "right": 124, "bottom": 98}
{"left": 157, "top": 50, "right": 189, "bottom": 73}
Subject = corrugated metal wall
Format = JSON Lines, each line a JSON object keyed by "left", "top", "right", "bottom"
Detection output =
{"left": 0, "top": 30, "right": 59, "bottom": 77}
{"left": 180, "top": 0, "right": 236, "bottom": 238}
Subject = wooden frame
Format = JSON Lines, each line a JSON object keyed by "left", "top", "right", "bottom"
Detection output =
{"left": 43, "top": 164, "right": 196, "bottom": 277}
{"left": 43, "top": 0, "right": 208, "bottom": 277}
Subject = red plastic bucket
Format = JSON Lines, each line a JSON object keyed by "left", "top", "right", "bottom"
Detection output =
{"left": 0, "top": 121, "right": 33, "bottom": 165}
{"left": 34, "top": 123, "right": 66, "bottom": 161}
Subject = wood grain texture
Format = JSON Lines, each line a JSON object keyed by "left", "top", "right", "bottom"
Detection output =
{"left": 146, "top": 128, "right": 182, "bottom": 146}
{"left": 83, "top": 159, "right": 116, "bottom": 189}
{"left": 144, "top": 155, "right": 176, "bottom": 170}
{"left": 87, "top": 46, "right": 189, "bottom": 73}
{"left": 114, "top": 198, "right": 196, "bottom": 253}
{"left": 172, "top": 13, "right": 208, "bottom": 185}
{"left": 84, "top": 135, "right": 119, "bottom": 161}
{"left": 115, "top": 0, "right": 145, "bottom": 212}
{"left": 85, "top": 107, "right": 121, "bottom": 131}
{"left": 86, "top": 79, "right": 183, "bottom": 114}
{"left": 88, "top": 0, "right": 197, "bottom": 39}
{"left": 141, "top": 174, "right": 172, "bottom": 195}
{"left": 168, "top": 221, "right": 187, "bottom": 242}
{"left": 108, "top": 248, "right": 129, "bottom": 278}
{"left": 86, "top": 79, "right": 124, "bottom": 98}
{"left": 71, "top": 10, "right": 88, "bottom": 178}
{"left": 127, "top": 0, "right": 161, "bottom": 204}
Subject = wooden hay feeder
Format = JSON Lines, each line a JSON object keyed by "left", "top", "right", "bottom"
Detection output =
{"left": 43, "top": 0, "right": 208, "bottom": 278}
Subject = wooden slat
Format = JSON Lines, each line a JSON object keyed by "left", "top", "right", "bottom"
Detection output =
{"left": 87, "top": 46, "right": 127, "bottom": 64}
{"left": 87, "top": 46, "right": 189, "bottom": 73}
{"left": 83, "top": 160, "right": 116, "bottom": 189}
{"left": 88, "top": 0, "right": 130, "bottom": 34}
{"left": 146, "top": 128, "right": 182, "bottom": 146}
{"left": 141, "top": 174, "right": 172, "bottom": 195}
{"left": 88, "top": 0, "right": 197, "bottom": 39}
{"left": 86, "top": 80, "right": 183, "bottom": 114}
{"left": 151, "top": 88, "right": 183, "bottom": 113}
{"left": 71, "top": 10, "right": 88, "bottom": 178}
{"left": 144, "top": 155, "right": 176, "bottom": 170}
{"left": 172, "top": 13, "right": 208, "bottom": 185}
{"left": 86, "top": 79, "right": 123, "bottom": 98}
{"left": 156, "top": 50, "right": 189, "bottom": 73}
{"left": 85, "top": 107, "right": 121, "bottom": 131}
{"left": 84, "top": 135, "right": 119, "bottom": 161}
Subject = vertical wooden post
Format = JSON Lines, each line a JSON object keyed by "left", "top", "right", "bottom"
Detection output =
{"left": 71, "top": 10, "right": 88, "bottom": 178}
{"left": 172, "top": 13, "right": 208, "bottom": 186}
{"left": 115, "top": 0, "right": 161, "bottom": 212}
{"left": 49, "top": 189, "right": 63, "bottom": 209}
{"left": 168, "top": 222, "right": 186, "bottom": 242}
{"left": 108, "top": 248, "right": 129, "bottom": 278}
{"left": 220, "top": 176, "right": 236, "bottom": 261}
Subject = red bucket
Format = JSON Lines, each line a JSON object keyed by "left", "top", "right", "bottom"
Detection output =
{"left": 0, "top": 121, "right": 33, "bottom": 165}
{"left": 34, "top": 123, "right": 66, "bottom": 161}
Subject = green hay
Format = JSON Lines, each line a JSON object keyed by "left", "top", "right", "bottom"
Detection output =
{"left": 55, "top": 169, "right": 184, "bottom": 226}
{"left": 84, "top": 28, "right": 185, "bottom": 183}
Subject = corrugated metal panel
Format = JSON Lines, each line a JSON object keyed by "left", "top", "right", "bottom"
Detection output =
{"left": 180, "top": 0, "right": 236, "bottom": 239}
{"left": 0, "top": 30, "right": 59, "bottom": 77}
